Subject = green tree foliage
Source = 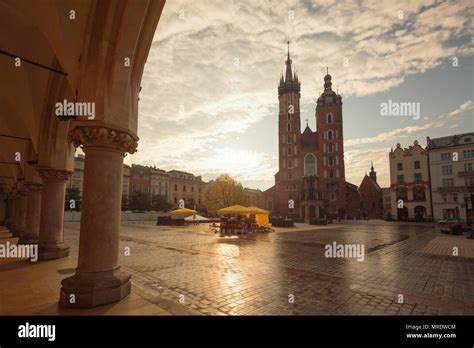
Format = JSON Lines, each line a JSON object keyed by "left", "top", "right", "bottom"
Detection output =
{"left": 128, "top": 190, "right": 150, "bottom": 212}
{"left": 204, "top": 173, "right": 246, "bottom": 212}
{"left": 151, "top": 194, "right": 172, "bottom": 212}
{"left": 65, "top": 187, "right": 81, "bottom": 211}
{"left": 121, "top": 194, "right": 129, "bottom": 211}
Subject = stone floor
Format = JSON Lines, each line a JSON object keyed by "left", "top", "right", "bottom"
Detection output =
{"left": 1, "top": 220, "right": 473, "bottom": 315}
{"left": 67, "top": 220, "right": 474, "bottom": 315}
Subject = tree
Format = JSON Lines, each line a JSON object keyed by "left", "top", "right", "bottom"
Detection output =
{"left": 204, "top": 173, "right": 246, "bottom": 212}
{"left": 121, "top": 194, "right": 129, "bottom": 211}
{"left": 128, "top": 190, "right": 150, "bottom": 212}
{"left": 65, "top": 187, "right": 81, "bottom": 211}
{"left": 151, "top": 194, "right": 171, "bottom": 212}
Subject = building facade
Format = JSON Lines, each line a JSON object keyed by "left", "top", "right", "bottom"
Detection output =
{"left": 122, "top": 165, "right": 130, "bottom": 198}
{"left": 168, "top": 170, "right": 208, "bottom": 208}
{"left": 389, "top": 141, "right": 432, "bottom": 221}
{"left": 427, "top": 133, "right": 474, "bottom": 221}
{"left": 244, "top": 188, "right": 265, "bottom": 208}
{"left": 382, "top": 187, "right": 392, "bottom": 219}
{"left": 150, "top": 167, "right": 170, "bottom": 200}
{"left": 68, "top": 154, "right": 85, "bottom": 192}
{"left": 264, "top": 44, "right": 356, "bottom": 221}
{"left": 130, "top": 164, "right": 151, "bottom": 195}
{"left": 358, "top": 164, "right": 383, "bottom": 219}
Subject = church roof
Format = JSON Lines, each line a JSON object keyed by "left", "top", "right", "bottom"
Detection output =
{"left": 301, "top": 127, "right": 317, "bottom": 150}
{"left": 360, "top": 174, "right": 381, "bottom": 193}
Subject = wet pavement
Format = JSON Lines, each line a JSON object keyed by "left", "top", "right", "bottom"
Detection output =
{"left": 64, "top": 221, "right": 474, "bottom": 315}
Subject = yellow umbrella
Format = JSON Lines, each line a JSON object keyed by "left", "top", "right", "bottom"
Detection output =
{"left": 217, "top": 205, "right": 257, "bottom": 215}
{"left": 248, "top": 206, "right": 270, "bottom": 215}
{"left": 169, "top": 208, "right": 197, "bottom": 215}
{"left": 248, "top": 206, "right": 270, "bottom": 227}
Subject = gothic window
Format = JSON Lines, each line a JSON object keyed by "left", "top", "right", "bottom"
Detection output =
{"left": 287, "top": 112, "right": 291, "bottom": 121}
{"left": 288, "top": 147, "right": 293, "bottom": 156}
{"left": 287, "top": 123, "right": 291, "bottom": 132}
{"left": 328, "top": 130, "right": 333, "bottom": 140}
{"left": 288, "top": 159, "right": 293, "bottom": 168}
{"left": 327, "top": 113, "right": 333, "bottom": 124}
{"left": 304, "top": 154, "right": 317, "bottom": 176}
{"left": 287, "top": 134, "right": 292, "bottom": 144}
{"left": 329, "top": 170, "right": 334, "bottom": 178}
{"left": 328, "top": 143, "right": 333, "bottom": 153}
{"left": 328, "top": 156, "right": 333, "bottom": 166}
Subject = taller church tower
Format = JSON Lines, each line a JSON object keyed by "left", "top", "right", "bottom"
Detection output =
{"left": 274, "top": 42, "right": 303, "bottom": 216}
{"left": 315, "top": 70, "right": 346, "bottom": 217}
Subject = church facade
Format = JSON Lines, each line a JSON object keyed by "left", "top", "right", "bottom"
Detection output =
{"left": 264, "top": 45, "right": 359, "bottom": 221}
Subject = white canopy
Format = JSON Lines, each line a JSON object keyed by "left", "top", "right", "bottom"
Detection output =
{"left": 184, "top": 214, "right": 210, "bottom": 221}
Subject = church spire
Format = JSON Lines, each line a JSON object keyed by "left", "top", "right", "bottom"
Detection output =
{"left": 369, "top": 162, "right": 377, "bottom": 182}
{"left": 324, "top": 67, "right": 332, "bottom": 92}
{"left": 285, "top": 41, "right": 293, "bottom": 83}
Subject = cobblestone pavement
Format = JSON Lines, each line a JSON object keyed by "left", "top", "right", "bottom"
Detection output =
{"left": 64, "top": 221, "right": 474, "bottom": 315}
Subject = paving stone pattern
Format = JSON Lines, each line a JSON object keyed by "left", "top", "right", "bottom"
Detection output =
{"left": 64, "top": 221, "right": 474, "bottom": 315}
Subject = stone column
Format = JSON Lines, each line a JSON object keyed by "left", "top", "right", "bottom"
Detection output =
{"left": 13, "top": 190, "right": 27, "bottom": 237}
{"left": 37, "top": 167, "right": 72, "bottom": 260}
{"left": 19, "top": 183, "right": 42, "bottom": 244}
{"left": 5, "top": 195, "right": 13, "bottom": 229}
{"left": 7, "top": 193, "right": 18, "bottom": 234}
{"left": 60, "top": 125, "right": 138, "bottom": 307}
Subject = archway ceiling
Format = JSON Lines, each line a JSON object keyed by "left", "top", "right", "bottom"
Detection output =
{"left": 0, "top": 0, "right": 92, "bottom": 190}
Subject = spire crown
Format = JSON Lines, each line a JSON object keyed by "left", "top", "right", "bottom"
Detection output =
{"left": 285, "top": 41, "right": 293, "bottom": 83}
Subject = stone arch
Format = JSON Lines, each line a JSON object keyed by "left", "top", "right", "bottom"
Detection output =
{"left": 327, "top": 129, "right": 334, "bottom": 140}
{"left": 0, "top": 0, "right": 167, "bottom": 309}
{"left": 326, "top": 113, "right": 333, "bottom": 124}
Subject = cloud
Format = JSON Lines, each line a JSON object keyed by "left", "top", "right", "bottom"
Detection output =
{"left": 448, "top": 100, "right": 474, "bottom": 116}
{"left": 344, "top": 122, "right": 442, "bottom": 147}
{"left": 135, "top": 0, "right": 473, "bottom": 189}
{"left": 344, "top": 147, "right": 391, "bottom": 188}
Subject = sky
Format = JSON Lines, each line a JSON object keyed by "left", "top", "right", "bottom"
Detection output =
{"left": 131, "top": 0, "right": 474, "bottom": 190}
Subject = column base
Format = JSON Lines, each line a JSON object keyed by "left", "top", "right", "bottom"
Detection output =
{"left": 59, "top": 268, "right": 131, "bottom": 308}
{"left": 18, "top": 236, "right": 39, "bottom": 245}
{"left": 38, "top": 242, "right": 70, "bottom": 260}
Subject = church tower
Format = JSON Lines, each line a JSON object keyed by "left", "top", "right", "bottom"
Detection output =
{"left": 274, "top": 42, "right": 303, "bottom": 216}
{"left": 369, "top": 162, "right": 377, "bottom": 182}
{"left": 315, "top": 70, "right": 346, "bottom": 218}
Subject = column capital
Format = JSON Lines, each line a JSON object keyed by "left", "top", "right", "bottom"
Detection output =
{"left": 23, "top": 182, "right": 43, "bottom": 192}
{"left": 69, "top": 123, "right": 139, "bottom": 154}
{"left": 37, "top": 167, "right": 73, "bottom": 182}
